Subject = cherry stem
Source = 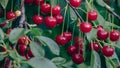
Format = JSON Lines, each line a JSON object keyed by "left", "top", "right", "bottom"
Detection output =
{"left": 11, "top": 0, "right": 14, "bottom": 11}
{"left": 77, "top": 8, "right": 87, "bottom": 13}
{"left": 61, "top": 5, "right": 68, "bottom": 35}
{"left": 50, "top": 0, "right": 53, "bottom": 17}
{"left": 112, "top": 15, "right": 114, "bottom": 31}
{"left": 57, "top": 0, "right": 59, "bottom": 4}
{"left": 4, "top": 9, "right": 6, "bottom": 18}
{"left": 38, "top": 0, "right": 41, "bottom": 15}
{"left": 66, "top": 6, "right": 70, "bottom": 32}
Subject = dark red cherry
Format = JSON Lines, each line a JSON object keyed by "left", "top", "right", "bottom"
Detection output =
{"left": 97, "top": 29, "right": 109, "bottom": 40}
{"left": 19, "top": 44, "right": 27, "bottom": 56}
{"left": 89, "top": 42, "right": 100, "bottom": 52}
{"left": 67, "top": 46, "right": 77, "bottom": 55}
{"left": 80, "top": 22, "right": 92, "bottom": 33}
{"left": 33, "top": 0, "right": 44, "bottom": 6}
{"left": 25, "top": 0, "right": 33, "bottom": 4}
{"left": 70, "top": 0, "right": 82, "bottom": 7}
{"left": 52, "top": 5, "right": 61, "bottom": 16}
{"left": 32, "top": 15, "right": 43, "bottom": 25}
{"left": 25, "top": 54, "right": 30, "bottom": 60}
{"left": 110, "top": 30, "right": 119, "bottom": 41}
{"left": 55, "top": 35, "right": 68, "bottom": 45}
{"left": 0, "top": 46, "right": 6, "bottom": 52}
{"left": 41, "top": 3, "right": 51, "bottom": 14}
{"left": 6, "top": 11, "right": 16, "bottom": 20}
{"left": 117, "top": 66, "right": 120, "bottom": 68}
{"left": 96, "top": 25, "right": 103, "bottom": 31}
{"left": 6, "top": 28, "right": 12, "bottom": 35}
{"left": 102, "top": 46, "right": 114, "bottom": 57}
{"left": 72, "top": 54, "right": 84, "bottom": 64}
{"left": 17, "top": 36, "right": 30, "bottom": 45}
{"left": 28, "top": 49, "right": 34, "bottom": 57}
{"left": 44, "top": 16, "right": 57, "bottom": 28}
{"left": 63, "top": 32, "right": 72, "bottom": 41}
{"left": 88, "top": 10, "right": 98, "bottom": 21}
{"left": 74, "top": 40, "right": 83, "bottom": 48}
{"left": 0, "top": 22, "right": 8, "bottom": 28}
{"left": 55, "top": 14, "right": 64, "bottom": 24}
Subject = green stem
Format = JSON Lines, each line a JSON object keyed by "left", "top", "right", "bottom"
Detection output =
{"left": 11, "top": 0, "right": 14, "bottom": 11}
{"left": 112, "top": 15, "right": 114, "bottom": 30}
{"left": 38, "top": 0, "right": 40, "bottom": 15}
{"left": 4, "top": 9, "right": 6, "bottom": 18}
{"left": 66, "top": 6, "right": 70, "bottom": 32}
{"left": 57, "top": 0, "right": 59, "bottom": 4}
{"left": 77, "top": 8, "right": 87, "bottom": 13}
{"left": 50, "top": 0, "right": 53, "bottom": 17}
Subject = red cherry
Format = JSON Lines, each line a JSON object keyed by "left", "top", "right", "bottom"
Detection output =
{"left": 0, "top": 8, "right": 3, "bottom": 17}
{"left": 63, "top": 32, "right": 72, "bottom": 41}
{"left": 6, "top": 28, "right": 12, "bottom": 35}
{"left": 28, "top": 49, "right": 34, "bottom": 57}
{"left": 67, "top": 46, "right": 77, "bottom": 55}
{"left": 41, "top": 3, "right": 51, "bottom": 14}
{"left": 0, "top": 22, "right": 8, "bottom": 28}
{"left": 55, "top": 14, "right": 64, "bottom": 24}
{"left": 70, "top": 0, "right": 82, "bottom": 7}
{"left": 96, "top": 25, "right": 103, "bottom": 31}
{"left": 19, "top": 44, "right": 27, "bottom": 56}
{"left": 117, "top": 66, "right": 120, "bottom": 68}
{"left": 80, "top": 22, "right": 92, "bottom": 33}
{"left": 97, "top": 29, "right": 109, "bottom": 40}
{"left": 89, "top": 42, "right": 100, "bottom": 52}
{"left": 17, "top": 36, "right": 30, "bottom": 45}
{"left": 0, "top": 46, "right": 6, "bottom": 52}
{"left": 52, "top": 5, "right": 61, "bottom": 16}
{"left": 44, "top": 16, "right": 57, "bottom": 28}
{"left": 105, "top": 0, "right": 111, "bottom": 2}
{"left": 25, "top": 54, "right": 30, "bottom": 60}
{"left": 102, "top": 46, "right": 114, "bottom": 57}
{"left": 72, "top": 54, "right": 84, "bottom": 64}
{"left": 88, "top": 10, "right": 98, "bottom": 21}
{"left": 33, "top": 0, "right": 44, "bottom": 6}
{"left": 55, "top": 35, "right": 68, "bottom": 45}
{"left": 32, "top": 15, "right": 43, "bottom": 25}
{"left": 6, "top": 11, "right": 16, "bottom": 20}
{"left": 74, "top": 41, "right": 83, "bottom": 48}
{"left": 110, "top": 30, "right": 119, "bottom": 41}
{"left": 25, "top": 0, "right": 33, "bottom": 4}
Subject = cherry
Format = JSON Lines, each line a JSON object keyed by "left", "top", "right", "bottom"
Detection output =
{"left": 80, "top": 22, "right": 92, "bottom": 33}
{"left": 52, "top": 5, "right": 61, "bottom": 16}
{"left": 6, "top": 11, "right": 16, "bottom": 20}
{"left": 102, "top": 46, "right": 114, "bottom": 57}
{"left": 67, "top": 46, "right": 77, "bottom": 55}
{"left": 25, "top": 54, "right": 30, "bottom": 60}
{"left": 110, "top": 30, "right": 119, "bottom": 41}
{"left": 33, "top": 0, "right": 44, "bottom": 6}
{"left": 63, "top": 32, "right": 72, "bottom": 41}
{"left": 105, "top": 0, "right": 111, "bottom": 2}
{"left": 17, "top": 36, "right": 30, "bottom": 45}
{"left": 41, "top": 3, "right": 51, "bottom": 14}
{"left": 28, "top": 49, "right": 34, "bottom": 57}
{"left": 25, "top": 0, "right": 33, "bottom": 4}
{"left": 74, "top": 40, "right": 83, "bottom": 48}
{"left": 55, "top": 35, "right": 68, "bottom": 45}
{"left": 32, "top": 15, "right": 43, "bottom": 25}
{"left": 89, "top": 42, "right": 100, "bottom": 52}
{"left": 72, "top": 54, "right": 84, "bottom": 64}
{"left": 0, "top": 46, "right": 6, "bottom": 52}
{"left": 0, "top": 22, "right": 8, "bottom": 28}
{"left": 88, "top": 10, "right": 98, "bottom": 21}
{"left": 6, "top": 28, "right": 12, "bottom": 35}
{"left": 117, "top": 66, "right": 120, "bottom": 68}
{"left": 44, "top": 16, "right": 57, "bottom": 28}
{"left": 70, "top": 0, "right": 82, "bottom": 7}
{"left": 96, "top": 25, "right": 103, "bottom": 31}
{"left": 55, "top": 14, "right": 64, "bottom": 24}
{"left": 97, "top": 29, "right": 109, "bottom": 40}
{"left": 19, "top": 44, "right": 27, "bottom": 56}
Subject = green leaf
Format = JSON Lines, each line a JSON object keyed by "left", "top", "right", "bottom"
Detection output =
{"left": 70, "top": 7, "right": 77, "bottom": 20}
{"left": 105, "top": 60, "right": 113, "bottom": 68}
{"left": 29, "top": 41, "right": 45, "bottom": 58}
{"left": 9, "top": 28, "right": 26, "bottom": 43}
{"left": 0, "top": 18, "right": 6, "bottom": 23}
{"left": 37, "top": 36, "right": 60, "bottom": 55}
{"left": 0, "top": 0, "right": 9, "bottom": 9}
{"left": 118, "top": 0, "right": 120, "bottom": 8}
{"left": 96, "top": 0, "right": 105, "bottom": 7}
{"left": 109, "top": 53, "right": 120, "bottom": 65}
{"left": 90, "top": 51, "right": 101, "bottom": 68}
{"left": 78, "top": 63, "right": 90, "bottom": 68}
{"left": 28, "top": 57, "right": 57, "bottom": 68}
{"left": 0, "top": 28, "right": 4, "bottom": 40}
{"left": 0, "top": 54, "right": 7, "bottom": 61}
{"left": 28, "top": 28, "right": 42, "bottom": 36}
{"left": 51, "top": 57, "right": 66, "bottom": 65}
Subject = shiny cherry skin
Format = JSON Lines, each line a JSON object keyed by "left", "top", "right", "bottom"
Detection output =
{"left": 25, "top": 0, "right": 33, "bottom": 4}
{"left": 110, "top": 30, "right": 119, "bottom": 41}
{"left": 96, "top": 25, "right": 103, "bottom": 31}
{"left": 117, "top": 66, "right": 120, "bottom": 68}
{"left": 97, "top": 29, "right": 109, "bottom": 40}
{"left": 6, "top": 28, "right": 12, "bottom": 35}
{"left": 17, "top": 36, "right": 30, "bottom": 45}
{"left": 102, "top": 46, "right": 114, "bottom": 57}
{"left": 25, "top": 54, "right": 30, "bottom": 60}
{"left": 70, "top": 0, "right": 82, "bottom": 7}
{"left": 72, "top": 54, "right": 84, "bottom": 64}
{"left": 28, "top": 49, "right": 34, "bottom": 57}
{"left": 41, "top": 3, "right": 51, "bottom": 14}
{"left": 67, "top": 46, "right": 77, "bottom": 55}
{"left": 32, "top": 15, "right": 43, "bottom": 25}
{"left": 55, "top": 35, "right": 68, "bottom": 45}
{"left": 55, "top": 14, "right": 64, "bottom": 24}
{"left": 74, "top": 40, "right": 83, "bottom": 48}
{"left": 33, "top": 0, "right": 44, "bottom": 6}
{"left": 88, "top": 10, "right": 98, "bottom": 21}
{"left": 63, "top": 32, "right": 72, "bottom": 41}
{"left": 6, "top": 11, "right": 16, "bottom": 20}
{"left": 44, "top": 16, "right": 57, "bottom": 28}
{"left": 80, "top": 22, "right": 92, "bottom": 33}
{"left": 89, "top": 42, "right": 100, "bottom": 52}
{"left": 52, "top": 5, "right": 61, "bottom": 16}
{"left": 19, "top": 44, "right": 27, "bottom": 56}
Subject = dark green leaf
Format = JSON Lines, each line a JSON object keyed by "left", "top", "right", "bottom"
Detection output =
{"left": 51, "top": 57, "right": 66, "bottom": 65}
{"left": 0, "top": 18, "right": 6, "bottom": 23}
{"left": 0, "top": 0, "right": 9, "bottom": 9}
{"left": 78, "top": 63, "right": 89, "bottom": 68}
{"left": 96, "top": 0, "right": 105, "bottom": 7}
{"left": 28, "top": 28, "right": 42, "bottom": 36}
{"left": 0, "top": 28, "right": 4, "bottom": 40}
{"left": 37, "top": 36, "right": 60, "bottom": 55}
